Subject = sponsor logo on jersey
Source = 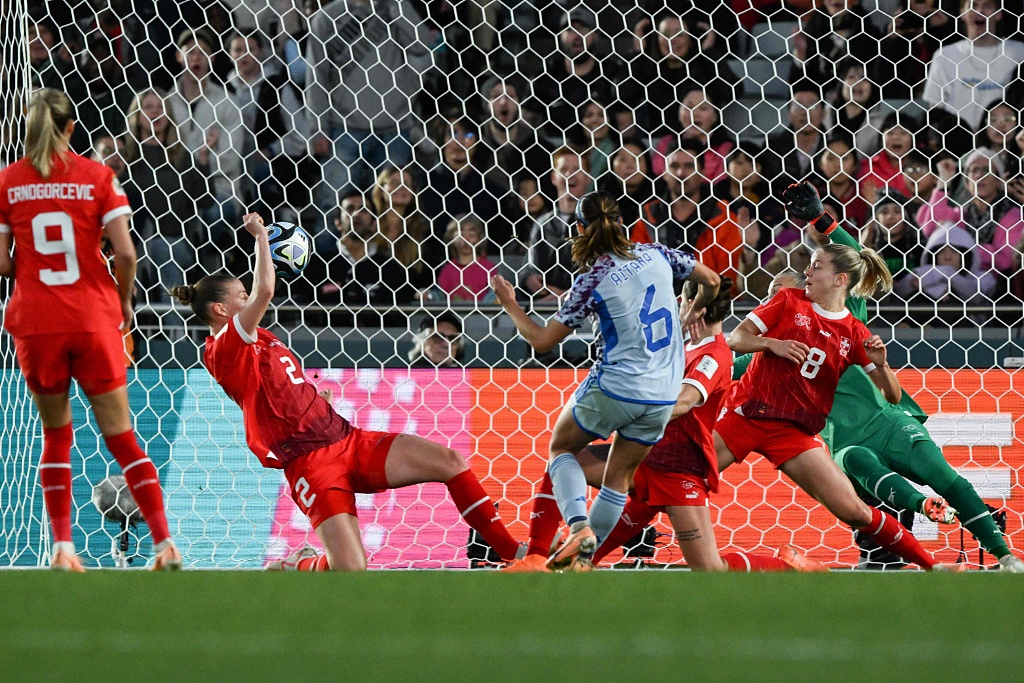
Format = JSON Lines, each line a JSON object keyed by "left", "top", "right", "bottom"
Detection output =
{"left": 681, "top": 481, "right": 695, "bottom": 490}
{"left": 819, "top": 330, "right": 832, "bottom": 338}
{"left": 839, "top": 336, "right": 851, "bottom": 357}
{"left": 794, "top": 314, "right": 812, "bottom": 330}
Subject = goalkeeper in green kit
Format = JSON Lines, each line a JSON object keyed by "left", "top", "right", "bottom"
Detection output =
{"left": 733, "top": 181, "right": 1023, "bottom": 572}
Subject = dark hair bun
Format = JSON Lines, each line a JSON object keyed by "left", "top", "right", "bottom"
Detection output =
{"left": 170, "top": 285, "right": 195, "bottom": 305}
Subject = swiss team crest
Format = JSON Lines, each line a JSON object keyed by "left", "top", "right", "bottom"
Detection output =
{"left": 794, "top": 314, "right": 812, "bottom": 330}
{"left": 839, "top": 336, "right": 851, "bottom": 357}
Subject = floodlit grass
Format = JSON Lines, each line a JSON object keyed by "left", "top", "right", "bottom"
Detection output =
{"left": 1, "top": 571, "right": 1021, "bottom": 682}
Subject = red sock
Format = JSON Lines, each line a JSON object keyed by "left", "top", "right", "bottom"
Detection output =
{"left": 859, "top": 507, "right": 935, "bottom": 569}
{"left": 105, "top": 430, "right": 171, "bottom": 545}
{"left": 40, "top": 423, "right": 74, "bottom": 544}
{"left": 722, "top": 551, "right": 792, "bottom": 572}
{"left": 526, "top": 473, "right": 562, "bottom": 557}
{"left": 297, "top": 554, "right": 331, "bottom": 571}
{"left": 446, "top": 469, "right": 520, "bottom": 561}
{"left": 592, "top": 498, "right": 656, "bottom": 565}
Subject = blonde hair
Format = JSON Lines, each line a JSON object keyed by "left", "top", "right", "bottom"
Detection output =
{"left": 123, "top": 88, "right": 186, "bottom": 168}
{"left": 371, "top": 166, "right": 429, "bottom": 271}
{"left": 571, "top": 192, "right": 634, "bottom": 271}
{"left": 444, "top": 215, "right": 486, "bottom": 260}
{"left": 820, "top": 243, "right": 894, "bottom": 298}
{"left": 25, "top": 88, "right": 73, "bottom": 178}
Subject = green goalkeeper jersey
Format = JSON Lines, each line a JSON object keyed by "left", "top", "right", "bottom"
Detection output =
{"left": 732, "top": 223, "right": 926, "bottom": 452}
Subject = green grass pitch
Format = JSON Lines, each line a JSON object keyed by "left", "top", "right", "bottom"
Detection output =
{"left": 1, "top": 571, "right": 1021, "bottom": 682}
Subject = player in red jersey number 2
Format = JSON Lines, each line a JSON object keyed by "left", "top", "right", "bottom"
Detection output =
{"left": 0, "top": 89, "right": 180, "bottom": 571}
{"left": 715, "top": 201, "right": 957, "bottom": 571}
{"left": 171, "top": 213, "right": 525, "bottom": 570}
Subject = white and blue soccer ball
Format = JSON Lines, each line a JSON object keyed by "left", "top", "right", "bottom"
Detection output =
{"left": 266, "top": 221, "right": 311, "bottom": 278}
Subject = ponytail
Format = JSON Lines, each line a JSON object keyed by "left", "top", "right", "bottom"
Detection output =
{"left": 684, "top": 276, "right": 734, "bottom": 324}
{"left": 820, "top": 243, "right": 893, "bottom": 299}
{"left": 570, "top": 192, "right": 634, "bottom": 271}
{"left": 25, "top": 88, "right": 74, "bottom": 178}
{"left": 170, "top": 274, "right": 236, "bottom": 325}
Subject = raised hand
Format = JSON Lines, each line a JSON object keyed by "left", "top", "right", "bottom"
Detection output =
{"left": 242, "top": 212, "right": 267, "bottom": 238}
{"left": 863, "top": 335, "right": 888, "bottom": 368}
{"left": 490, "top": 275, "right": 517, "bottom": 309}
{"left": 782, "top": 181, "right": 825, "bottom": 222}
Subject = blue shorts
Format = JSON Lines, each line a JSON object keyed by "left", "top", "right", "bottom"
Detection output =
{"left": 568, "top": 381, "right": 674, "bottom": 446}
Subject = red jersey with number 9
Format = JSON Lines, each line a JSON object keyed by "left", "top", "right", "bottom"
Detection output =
{"left": 0, "top": 154, "right": 131, "bottom": 336}
{"left": 204, "top": 315, "right": 352, "bottom": 469}
{"left": 726, "top": 288, "right": 875, "bottom": 435}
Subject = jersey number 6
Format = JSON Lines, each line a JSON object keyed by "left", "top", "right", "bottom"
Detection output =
{"left": 800, "top": 347, "right": 827, "bottom": 379}
{"left": 32, "top": 211, "right": 80, "bottom": 286}
{"left": 639, "top": 284, "right": 673, "bottom": 352}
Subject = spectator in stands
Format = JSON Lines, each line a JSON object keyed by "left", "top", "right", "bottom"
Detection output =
{"left": 861, "top": 189, "right": 925, "bottom": 288}
{"left": 831, "top": 59, "right": 885, "bottom": 157}
{"left": 898, "top": 148, "right": 939, "bottom": 216}
{"left": 371, "top": 165, "right": 440, "bottom": 303}
{"left": 408, "top": 312, "right": 465, "bottom": 368}
{"left": 89, "top": 132, "right": 127, "bottom": 180}
{"left": 476, "top": 75, "right": 551, "bottom": 202}
{"left": 859, "top": 112, "right": 919, "bottom": 204}
{"left": 420, "top": 116, "right": 509, "bottom": 249}
{"left": 167, "top": 29, "right": 247, "bottom": 228}
{"left": 816, "top": 137, "right": 870, "bottom": 230}
{"left": 521, "top": 147, "right": 591, "bottom": 300}
{"left": 122, "top": 88, "right": 212, "bottom": 299}
{"left": 630, "top": 138, "right": 741, "bottom": 295}
{"left": 922, "top": 0, "right": 1024, "bottom": 130}
{"left": 438, "top": 215, "right": 498, "bottom": 304}
{"left": 574, "top": 100, "right": 617, "bottom": 186}
{"left": 504, "top": 175, "right": 550, "bottom": 255}
{"left": 75, "top": 31, "right": 134, "bottom": 140}
{"left": 313, "top": 189, "right": 380, "bottom": 304}
{"left": 531, "top": 8, "right": 621, "bottom": 136}
{"left": 28, "top": 20, "right": 89, "bottom": 151}
{"left": 596, "top": 140, "right": 658, "bottom": 227}
{"left": 226, "top": 30, "right": 316, "bottom": 220}
{"left": 652, "top": 89, "right": 733, "bottom": 182}
{"left": 976, "top": 100, "right": 1022, "bottom": 179}
{"left": 305, "top": 0, "right": 432, "bottom": 194}
{"left": 895, "top": 224, "right": 997, "bottom": 303}
{"left": 791, "top": 0, "right": 881, "bottom": 88}
{"left": 876, "top": 0, "right": 957, "bottom": 100}
{"left": 765, "top": 82, "right": 829, "bottom": 193}
{"left": 622, "top": 12, "right": 741, "bottom": 137}
{"left": 917, "top": 148, "right": 1024, "bottom": 279}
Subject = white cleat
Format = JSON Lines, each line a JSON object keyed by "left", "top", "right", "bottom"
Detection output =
{"left": 266, "top": 545, "right": 319, "bottom": 571}
{"left": 150, "top": 540, "right": 183, "bottom": 571}
{"left": 998, "top": 555, "right": 1024, "bottom": 573}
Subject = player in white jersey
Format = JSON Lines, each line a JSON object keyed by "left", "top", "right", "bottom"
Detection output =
{"left": 492, "top": 191, "right": 720, "bottom": 570}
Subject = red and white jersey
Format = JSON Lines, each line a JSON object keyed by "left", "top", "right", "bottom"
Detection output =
{"left": 204, "top": 315, "right": 352, "bottom": 468}
{"left": 726, "top": 288, "right": 875, "bottom": 435}
{"left": 0, "top": 154, "right": 130, "bottom": 336}
{"left": 643, "top": 333, "right": 732, "bottom": 493}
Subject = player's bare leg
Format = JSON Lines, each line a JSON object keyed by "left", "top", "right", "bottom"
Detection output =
{"left": 315, "top": 513, "right": 368, "bottom": 571}
{"left": 781, "top": 448, "right": 949, "bottom": 571}
{"left": 545, "top": 407, "right": 602, "bottom": 570}
{"left": 384, "top": 434, "right": 524, "bottom": 562}
{"left": 88, "top": 388, "right": 180, "bottom": 570}
{"left": 665, "top": 505, "right": 728, "bottom": 571}
{"left": 713, "top": 431, "right": 737, "bottom": 474}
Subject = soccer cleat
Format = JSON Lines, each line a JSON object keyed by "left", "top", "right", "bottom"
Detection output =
{"left": 546, "top": 524, "right": 597, "bottom": 571}
{"left": 266, "top": 545, "right": 320, "bottom": 571}
{"left": 150, "top": 540, "right": 183, "bottom": 571}
{"left": 921, "top": 497, "right": 958, "bottom": 524}
{"left": 776, "top": 544, "right": 830, "bottom": 573}
{"left": 564, "top": 555, "right": 595, "bottom": 573}
{"left": 998, "top": 555, "right": 1024, "bottom": 573}
{"left": 500, "top": 554, "right": 550, "bottom": 573}
{"left": 50, "top": 543, "right": 85, "bottom": 573}
{"left": 932, "top": 562, "right": 968, "bottom": 573}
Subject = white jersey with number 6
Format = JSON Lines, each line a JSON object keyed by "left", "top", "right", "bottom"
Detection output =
{"left": 555, "top": 242, "right": 696, "bottom": 405}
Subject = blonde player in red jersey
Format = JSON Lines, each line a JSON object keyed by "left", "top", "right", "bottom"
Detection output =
{"left": 508, "top": 279, "right": 825, "bottom": 572}
{"left": 714, "top": 195, "right": 959, "bottom": 571}
{"left": 171, "top": 212, "right": 525, "bottom": 571}
{"left": 0, "top": 89, "right": 180, "bottom": 571}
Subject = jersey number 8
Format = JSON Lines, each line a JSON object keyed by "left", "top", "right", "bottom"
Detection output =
{"left": 800, "top": 347, "right": 827, "bottom": 379}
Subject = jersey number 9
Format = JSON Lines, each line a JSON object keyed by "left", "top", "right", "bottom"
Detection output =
{"left": 32, "top": 211, "right": 80, "bottom": 286}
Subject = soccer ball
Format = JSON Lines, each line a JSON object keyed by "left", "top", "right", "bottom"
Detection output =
{"left": 266, "top": 221, "right": 311, "bottom": 279}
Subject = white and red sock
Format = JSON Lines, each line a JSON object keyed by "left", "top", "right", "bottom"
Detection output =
{"left": 296, "top": 554, "right": 331, "bottom": 571}
{"left": 105, "top": 430, "right": 171, "bottom": 546}
{"left": 40, "top": 423, "right": 74, "bottom": 544}
{"left": 858, "top": 506, "right": 935, "bottom": 569}
{"left": 722, "top": 551, "right": 791, "bottom": 572}
{"left": 445, "top": 469, "right": 520, "bottom": 561}
{"left": 525, "top": 473, "right": 561, "bottom": 557}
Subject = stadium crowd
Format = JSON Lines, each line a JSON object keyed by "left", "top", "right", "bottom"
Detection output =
{"left": 14, "top": 0, "right": 1024, "bottom": 320}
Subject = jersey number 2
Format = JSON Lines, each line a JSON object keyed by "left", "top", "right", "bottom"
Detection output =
{"left": 32, "top": 212, "right": 80, "bottom": 286}
{"left": 279, "top": 356, "right": 305, "bottom": 385}
{"left": 639, "top": 284, "right": 673, "bottom": 352}
{"left": 800, "top": 347, "right": 827, "bottom": 379}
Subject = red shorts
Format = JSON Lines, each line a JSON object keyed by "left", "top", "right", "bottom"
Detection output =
{"left": 632, "top": 461, "right": 709, "bottom": 510}
{"left": 715, "top": 409, "right": 825, "bottom": 469}
{"left": 283, "top": 428, "right": 398, "bottom": 528}
{"left": 14, "top": 330, "right": 127, "bottom": 395}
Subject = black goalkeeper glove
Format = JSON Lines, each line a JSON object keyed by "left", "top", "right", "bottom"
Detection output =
{"left": 782, "top": 181, "right": 837, "bottom": 234}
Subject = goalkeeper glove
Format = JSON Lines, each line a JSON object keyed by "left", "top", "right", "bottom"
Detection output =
{"left": 782, "top": 181, "right": 838, "bottom": 235}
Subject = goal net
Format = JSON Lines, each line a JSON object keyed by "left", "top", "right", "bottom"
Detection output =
{"left": 2, "top": 0, "right": 1022, "bottom": 568}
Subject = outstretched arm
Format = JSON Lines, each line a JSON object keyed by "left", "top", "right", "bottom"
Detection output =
{"left": 237, "top": 213, "right": 274, "bottom": 338}
{"left": 491, "top": 275, "right": 572, "bottom": 354}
